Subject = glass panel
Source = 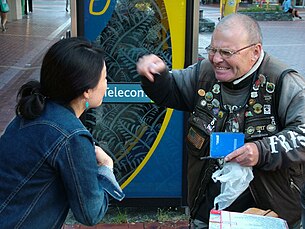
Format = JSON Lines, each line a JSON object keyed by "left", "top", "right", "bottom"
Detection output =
{"left": 84, "top": 0, "right": 172, "bottom": 185}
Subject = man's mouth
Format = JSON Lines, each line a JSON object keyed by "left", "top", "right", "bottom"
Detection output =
{"left": 215, "top": 66, "right": 230, "bottom": 70}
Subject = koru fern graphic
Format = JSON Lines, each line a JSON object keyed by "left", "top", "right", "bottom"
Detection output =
{"left": 84, "top": 0, "right": 172, "bottom": 186}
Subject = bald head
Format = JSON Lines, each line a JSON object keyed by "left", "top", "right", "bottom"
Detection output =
{"left": 208, "top": 13, "right": 263, "bottom": 83}
{"left": 215, "top": 13, "right": 263, "bottom": 45}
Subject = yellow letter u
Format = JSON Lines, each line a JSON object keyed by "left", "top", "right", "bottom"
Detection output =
{"left": 89, "top": 0, "right": 111, "bottom": 15}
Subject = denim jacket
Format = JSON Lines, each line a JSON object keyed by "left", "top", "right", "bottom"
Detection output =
{"left": 0, "top": 101, "right": 124, "bottom": 229}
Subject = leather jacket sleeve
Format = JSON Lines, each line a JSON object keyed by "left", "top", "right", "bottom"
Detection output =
{"left": 255, "top": 71, "right": 305, "bottom": 171}
{"left": 141, "top": 60, "right": 205, "bottom": 112}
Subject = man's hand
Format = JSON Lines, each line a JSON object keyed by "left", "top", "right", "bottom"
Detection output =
{"left": 136, "top": 54, "right": 166, "bottom": 82}
{"left": 225, "top": 142, "right": 259, "bottom": 167}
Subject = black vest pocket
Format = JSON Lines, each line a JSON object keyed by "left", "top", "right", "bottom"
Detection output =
{"left": 186, "top": 112, "right": 215, "bottom": 158}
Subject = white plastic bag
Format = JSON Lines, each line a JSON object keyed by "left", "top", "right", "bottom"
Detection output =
{"left": 212, "top": 162, "right": 254, "bottom": 210}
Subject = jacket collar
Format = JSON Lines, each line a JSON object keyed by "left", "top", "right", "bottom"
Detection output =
{"left": 233, "top": 50, "right": 265, "bottom": 85}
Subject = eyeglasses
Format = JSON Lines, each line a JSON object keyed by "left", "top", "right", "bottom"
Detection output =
{"left": 205, "top": 44, "right": 257, "bottom": 58}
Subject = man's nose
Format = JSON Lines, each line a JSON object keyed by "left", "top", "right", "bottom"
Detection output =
{"left": 211, "top": 51, "right": 224, "bottom": 63}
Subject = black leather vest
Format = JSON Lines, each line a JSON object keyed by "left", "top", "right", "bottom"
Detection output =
{"left": 187, "top": 55, "right": 294, "bottom": 219}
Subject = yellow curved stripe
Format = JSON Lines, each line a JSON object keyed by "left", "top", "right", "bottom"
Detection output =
{"left": 89, "top": 0, "right": 110, "bottom": 16}
{"left": 121, "top": 108, "right": 173, "bottom": 189}
{"left": 164, "top": 0, "right": 186, "bottom": 69}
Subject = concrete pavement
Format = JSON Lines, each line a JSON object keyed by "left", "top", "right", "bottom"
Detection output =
{"left": 0, "top": 0, "right": 71, "bottom": 133}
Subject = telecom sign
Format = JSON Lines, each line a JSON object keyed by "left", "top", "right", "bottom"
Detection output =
{"left": 103, "top": 83, "right": 153, "bottom": 103}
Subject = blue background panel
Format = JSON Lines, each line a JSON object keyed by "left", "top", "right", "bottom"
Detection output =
{"left": 123, "top": 110, "right": 184, "bottom": 197}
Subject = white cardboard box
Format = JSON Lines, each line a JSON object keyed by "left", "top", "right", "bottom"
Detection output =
{"left": 209, "top": 210, "right": 289, "bottom": 229}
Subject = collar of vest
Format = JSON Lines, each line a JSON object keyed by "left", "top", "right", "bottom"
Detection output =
{"left": 222, "top": 73, "right": 255, "bottom": 90}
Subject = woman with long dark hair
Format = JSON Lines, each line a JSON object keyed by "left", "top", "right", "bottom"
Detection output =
{"left": 0, "top": 37, "right": 124, "bottom": 228}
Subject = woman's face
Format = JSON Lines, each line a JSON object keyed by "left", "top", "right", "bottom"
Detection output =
{"left": 88, "top": 63, "right": 107, "bottom": 108}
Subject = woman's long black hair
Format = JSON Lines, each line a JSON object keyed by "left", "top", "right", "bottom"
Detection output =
{"left": 16, "top": 37, "right": 105, "bottom": 119}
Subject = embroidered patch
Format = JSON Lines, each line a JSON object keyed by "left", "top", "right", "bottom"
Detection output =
{"left": 187, "top": 127, "right": 205, "bottom": 149}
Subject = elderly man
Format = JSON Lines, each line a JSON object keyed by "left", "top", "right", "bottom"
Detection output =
{"left": 137, "top": 13, "right": 305, "bottom": 228}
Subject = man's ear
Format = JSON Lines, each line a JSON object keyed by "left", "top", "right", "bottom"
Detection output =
{"left": 253, "top": 43, "right": 262, "bottom": 60}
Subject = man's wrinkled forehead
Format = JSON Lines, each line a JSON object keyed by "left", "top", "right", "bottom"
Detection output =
{"left": 211, "top": 25, "right": 248, "bottom": 47}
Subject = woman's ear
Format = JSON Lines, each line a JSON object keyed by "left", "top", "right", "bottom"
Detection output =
{"left": 83, "top": 89, "right": 91, "bottom": 100}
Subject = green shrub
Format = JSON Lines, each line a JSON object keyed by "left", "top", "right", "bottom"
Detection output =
{"left": 238, "top": 4, "right": 281, "bottom": 12}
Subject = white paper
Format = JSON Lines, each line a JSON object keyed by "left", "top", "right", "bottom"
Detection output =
{"left": 209, "top": 210, "right": 289, "bottom": 229}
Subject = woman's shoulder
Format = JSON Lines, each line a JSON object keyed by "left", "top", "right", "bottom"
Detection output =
{"left": 39, "top": 101, "right": 89, "bottom": 134}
